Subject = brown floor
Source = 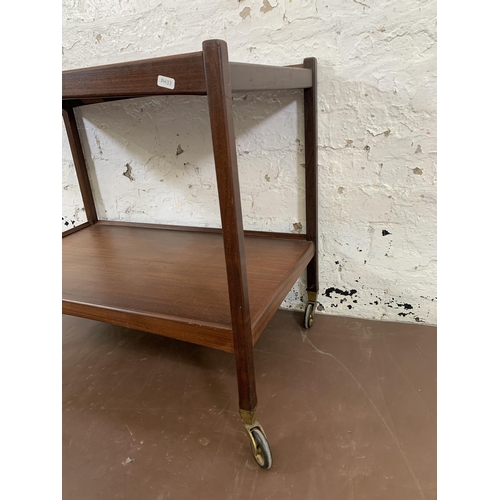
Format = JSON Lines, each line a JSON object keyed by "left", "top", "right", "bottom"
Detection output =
{"left": 62, "top": 310, "right": 436, "bottom": 500}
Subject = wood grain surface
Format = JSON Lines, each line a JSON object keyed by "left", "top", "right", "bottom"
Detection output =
{"left": 62, "top": 47, "right": 312, "bottom": 100}
{"left": 63, "top": 225, "right": 314, "bottom": 351}
{"left": 63, "top": 52, "right": 207, "bottom": 99}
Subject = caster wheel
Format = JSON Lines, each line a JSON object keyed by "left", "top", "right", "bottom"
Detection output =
{"left": 304, "top": 302, "right": 315, "bottom": 329}
{"left": 250, "top": 427, "right": 273, "bottom": 470}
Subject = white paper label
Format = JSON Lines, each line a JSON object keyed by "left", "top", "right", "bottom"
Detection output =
{"left": 157, "top": 75, "right": 175, "bottom": 90}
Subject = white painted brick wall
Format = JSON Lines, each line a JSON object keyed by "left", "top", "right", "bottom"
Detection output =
{"left": 62, "top": 0, "right": 437, "bottom": 325}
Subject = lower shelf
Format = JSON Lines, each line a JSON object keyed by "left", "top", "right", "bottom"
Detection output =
{"left": 63, "top": 223, "right": 314, "bottom": 353}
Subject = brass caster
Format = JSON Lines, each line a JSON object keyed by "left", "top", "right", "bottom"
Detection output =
{"left": 304, "top": 302, "right": 315, "bottom": 328}
{"left": 243, "top": 421, "right": 273, "bottom": 469}
{"left": 304, "top": 291, "right": 318, "bottom": 329}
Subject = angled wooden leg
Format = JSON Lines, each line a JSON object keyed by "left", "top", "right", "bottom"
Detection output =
{"left": 203, "top": 39, "right": 257, "bottom": 413}
{"left": 303, "top": 57, "right": 319, "bottom": 328}
{"left": 203, "top": 39, "right": 272, "bottom": 469}
{"left": 62, "top": 104, "right": 98, "bottom": 226}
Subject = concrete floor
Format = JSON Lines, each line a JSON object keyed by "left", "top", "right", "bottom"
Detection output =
{"left": 62, "top": 310, "right": 436, "bottom": 500}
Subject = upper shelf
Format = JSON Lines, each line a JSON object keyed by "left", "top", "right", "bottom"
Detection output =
{"left": 62, "top": 48, "right": 312, "bottom": 101}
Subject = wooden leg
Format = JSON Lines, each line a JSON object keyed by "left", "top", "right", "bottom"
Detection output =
{"left": 304, "top": 57, "right": 318, "bottom": 298}
{"left": 62, "top": 104, "right": 98, "bottom": 225}
{"left": 203, "top": 39, "right": 257, "bottom": 413}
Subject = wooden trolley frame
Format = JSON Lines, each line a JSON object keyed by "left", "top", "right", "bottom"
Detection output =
{"left": 62, "top": 39, "right": 318, "bottom": 469}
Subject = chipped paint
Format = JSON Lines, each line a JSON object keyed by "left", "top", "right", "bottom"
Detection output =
{"left": 62, "top": 0, "right": 437, "bottom": 325}
{"left": 123, "top": 163, "right": 134, "bottom": 181}
{"left": 239, "top": 7, "right": 251, "bottom": 19}
{"left": 260, "top": 0, "right": 275, "bottom": 14}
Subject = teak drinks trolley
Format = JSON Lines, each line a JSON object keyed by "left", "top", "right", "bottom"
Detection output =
{"left": 62, "top": 39, "right": 318, "bottom": 469}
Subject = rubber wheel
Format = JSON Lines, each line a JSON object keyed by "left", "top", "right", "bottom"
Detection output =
{"left": 251, "top": 428, "right": 273, "bottom": 470}
{"left": 304, "top": 302, "right": 314, "bottom": 329}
